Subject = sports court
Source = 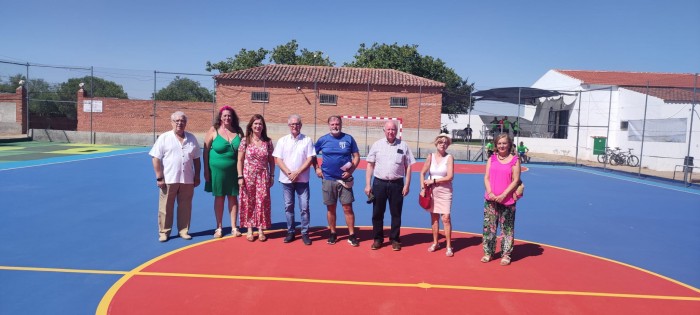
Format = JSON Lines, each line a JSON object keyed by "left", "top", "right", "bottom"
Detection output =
{"left": 1, "top": 142, "right": 699, "bottom": 314}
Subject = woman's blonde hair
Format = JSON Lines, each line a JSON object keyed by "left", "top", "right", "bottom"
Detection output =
{"left": 434, "top": 133, "right": 452, "bottom": 146}
{"left": 493, "top": 133, "right": 512, "bottom": 147}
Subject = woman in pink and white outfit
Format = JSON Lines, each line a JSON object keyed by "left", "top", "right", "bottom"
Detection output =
{"left": 419, "top": 133, "right": 455, "bottom": 257}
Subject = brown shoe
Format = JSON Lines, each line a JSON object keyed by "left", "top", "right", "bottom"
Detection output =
{"left": 391, "top": 241, "right": 401, "bottom": 251}
{"left": 371, "top": 239, "right": 382, "bottom": 250}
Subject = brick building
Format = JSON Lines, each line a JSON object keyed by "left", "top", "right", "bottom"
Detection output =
{"left": 0, "top": 85, "right": 27, "bottom": 134}
{"left": 214, "top": 65, "right": 444, "bottom": 147}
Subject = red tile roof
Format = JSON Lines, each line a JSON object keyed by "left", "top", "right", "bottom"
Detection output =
{"left": 556, "top": 70, "right": 699, "bottom": 103}
{"left": 623, "top": 87, "right": 699, "bottom": 104}
{"left": 215, "top": 64, "right": 445, "bottom": 88}
{"left": 556, "top": 70, "right": 699, "bottom": 89}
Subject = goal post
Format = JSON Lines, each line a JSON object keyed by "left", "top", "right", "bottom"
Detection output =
{"left": 341, "top": 115, "right": 403, "bottom": 157}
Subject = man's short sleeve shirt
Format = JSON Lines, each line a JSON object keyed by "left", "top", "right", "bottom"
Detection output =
{"left": 272, "top": 133, "right": 316, "bottom": 183}
{"left": 149, "top": 131, "right": 201, "bottom": 184}
{"left": 314, "top": 132, "right": 359, "bottom": 180}
{"left": 366, "top": 138, "right": 416, "bottom": 180}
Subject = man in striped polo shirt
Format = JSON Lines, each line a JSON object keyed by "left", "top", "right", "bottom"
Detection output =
{"left": 364, "top": 120, "right": 416, "bottom": 251}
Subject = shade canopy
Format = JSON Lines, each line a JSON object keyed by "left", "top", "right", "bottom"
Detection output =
{"left": 472, "top": 87, "right": 570, "bottom": 105}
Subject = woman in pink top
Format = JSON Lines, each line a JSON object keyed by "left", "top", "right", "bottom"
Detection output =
{"left": 482, "top": 133, "right": 521, "bottom": 265}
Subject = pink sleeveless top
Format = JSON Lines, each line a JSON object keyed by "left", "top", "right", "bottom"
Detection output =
{"left": 484, "top": 154, "right": 517, "bottom": 205}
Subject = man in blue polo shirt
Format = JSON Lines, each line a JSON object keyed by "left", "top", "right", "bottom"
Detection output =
{"left": 313, "top": 115, "right": 361, "bottom": 247}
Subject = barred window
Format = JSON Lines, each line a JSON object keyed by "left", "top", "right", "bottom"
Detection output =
{"left": 390, "top": 97, "right": 408, "bottom": 108}
{"left": 251, "top": 91, "right": 269, "bottom": 103}
{"left": 320, "top": 94, "right": 337, "bottom": 105}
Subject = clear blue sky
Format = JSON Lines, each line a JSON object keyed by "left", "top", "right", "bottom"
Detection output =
{"left": 1, "top": 0, "right": 698, "bottom": 99}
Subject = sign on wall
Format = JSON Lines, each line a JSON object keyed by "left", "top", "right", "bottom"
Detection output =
{"left": 82, "top": 100, "right": 103, "bottom": 113}
{"left": 628, "top": 118, "right": 686, "bottom": 143}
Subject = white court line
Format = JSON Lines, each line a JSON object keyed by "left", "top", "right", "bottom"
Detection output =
{"left": 524, "top": 164, "right": 700, "bottom": 196}
{"left": 0, "top": 149, "right": 148, "bottom": 171}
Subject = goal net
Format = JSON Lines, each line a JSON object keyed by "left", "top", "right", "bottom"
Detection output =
{"left": 341, "top": 115, "right": 403, "bottom": 157}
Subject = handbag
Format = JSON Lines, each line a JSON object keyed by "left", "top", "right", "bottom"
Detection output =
{"left": 419, "top": 153, "right": 433, "bottom": 210}
{"left": 419, "top": 185, "right": 433, "bottom": 210}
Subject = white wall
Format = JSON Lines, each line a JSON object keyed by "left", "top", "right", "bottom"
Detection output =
{"left": 528, "top": 70, "right": 700, "bottom": 171}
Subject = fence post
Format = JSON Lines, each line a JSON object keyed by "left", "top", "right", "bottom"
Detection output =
{"left": 684, "top": 74, "right": 698, "bottom": 185}
{"left": 575, "top": 90, "right": 581, "bottom": 165}
{"left": 638, "top": 82, "right": 650, "bottom": 177}
{"left": 152, "top": 71, "right": 157, "bottom": 143}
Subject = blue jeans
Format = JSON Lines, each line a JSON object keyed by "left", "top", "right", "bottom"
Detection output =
{"left": 282, "top": 182, "right": 310, "bottom": 234}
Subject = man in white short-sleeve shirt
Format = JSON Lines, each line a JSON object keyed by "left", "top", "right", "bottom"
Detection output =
{"left": 273, "top": 114, "right": 316, "bottom": 245}
{"left": 150, "top": 111, "right": 201, "bottom": 242}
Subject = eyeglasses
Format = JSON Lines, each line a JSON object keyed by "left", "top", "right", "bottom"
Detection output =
{"left": 172, "top": 119, "right": 187, "bottom": 124}
{"left": 288, "top": 123, "right": 301, "bottom": 126}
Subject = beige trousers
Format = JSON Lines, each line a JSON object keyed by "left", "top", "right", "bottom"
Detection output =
{"left": 158, "top": 183, "right": 194, "bottom": 236}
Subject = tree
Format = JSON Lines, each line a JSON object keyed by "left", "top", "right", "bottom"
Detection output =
{"left": 0, "top": 74, "right": 25, "bottom": 93}
{"left": 270, "top": 40, "right": 335, "bottom": 66}
{"left": 345, "top": 42, "right": 474, "bottom": 116}
{"left": 206, "top": 48, "right": 269, "bottom": 73}
{"left": 206, "top": 40, "right": 335, "bottom": 73}
{"left": 270, "top": 40, "right": 299, "bottom": 65}
{"left": 52, "top": 76, "right": 128, "bottom": 119}
{"left": 154, "top": 76, "right": 214, "bottom": 102}
{"left": 442, "top": 80, "right": 475, "bottom": 120}
{"left": 297, "top": 48, "right": 335, "bottom": 66}
{"left": 58, "top": 76, "right": 128, "bottom": 100}
{"left": 27, "top": 78, "right": 61, "bottom": 117}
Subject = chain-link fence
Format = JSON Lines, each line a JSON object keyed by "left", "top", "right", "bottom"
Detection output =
{"left": 1, "top": 60, "right": 444, "bottom": 150}
{"left": 1, "top": 61, "right": 697, "bottom": 186}
{"left": 454, "top": 79, "right": 699, "bottom": 186}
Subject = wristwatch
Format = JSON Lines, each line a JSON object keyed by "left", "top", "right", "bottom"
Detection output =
{"left": 156, "top": 177, "right": 164, "bottom": 181}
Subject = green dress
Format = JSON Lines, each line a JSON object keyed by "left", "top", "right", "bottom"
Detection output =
{"left": 206, "top": 131, "right": 240, "bottom": 196}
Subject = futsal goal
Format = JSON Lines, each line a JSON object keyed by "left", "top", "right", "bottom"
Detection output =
{"left": 341, "top": 115, "right": 403, "bottom": 157}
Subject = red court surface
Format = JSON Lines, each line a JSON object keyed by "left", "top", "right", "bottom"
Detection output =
{"left": 98, "top": 228, "right": 699, "bottom": 314}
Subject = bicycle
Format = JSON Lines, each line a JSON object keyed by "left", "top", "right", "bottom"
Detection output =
{"left": 623, "top": 148, "right": 639, "bottom": 167}
{"left": 597, "top": 147, "right": 620, "bottom": 164}
{"left": 614, "top": 148, "right": 628, "bottom": 166}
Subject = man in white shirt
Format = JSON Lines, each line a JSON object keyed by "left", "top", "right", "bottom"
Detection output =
{"left": 150, "top": 111, "right": 201, "bottom": 242}
{"left": 273, "top": 114, "right": 316, "bottom": 245}
{"left": 364, "top": 120, "right": 416, "bottom": 251}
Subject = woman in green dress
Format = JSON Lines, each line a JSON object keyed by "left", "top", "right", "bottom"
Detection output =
{"left": 204, "top": 106, "right": 244, "bottom": 238}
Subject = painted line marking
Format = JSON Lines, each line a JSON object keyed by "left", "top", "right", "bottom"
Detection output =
{"left": 3, "top": 265, "right": 698, "bottom": 302}
{"left": 0, "top": 265, "right": 127, "bottom": 275}
{"left": 526, "top": 164, "right": 700, "bottom": 195}
{"left": 0, "top": 149, "right": 147, "bottom": 171}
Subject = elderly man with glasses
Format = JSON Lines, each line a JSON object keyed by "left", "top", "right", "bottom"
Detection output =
{"left": 149, "top": 111, "right": 202, "bottom": 242}
{"left": 272, "top": 114, "right": 316, "bottom": 245}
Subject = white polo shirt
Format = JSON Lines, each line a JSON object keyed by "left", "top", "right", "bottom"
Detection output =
{"left": 149, "top": 130, "right": 201, "bottom": 184}
{"left": 272, "top": 133, "right": 316, "bottom": 184}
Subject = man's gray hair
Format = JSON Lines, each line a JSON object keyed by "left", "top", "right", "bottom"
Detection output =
{"left": 328, "top": 115, "right": 342, "bottom": 124}
{"left": 171, "top": 111, "right": 187, "bottom": 121}
{"left": 288, "top": 114, "right": 302, "bottom": 124}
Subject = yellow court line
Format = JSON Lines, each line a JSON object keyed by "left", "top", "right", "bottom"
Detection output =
{"left": 3, "top": 227, "right": 691, "bottom": 314}
{"left": 0, "top": 146, "right": 24, "bottom": 151}
{"left": 5, "top": 264, "right": 697, "bottom": 302}
{"left": 131, "top": 271, "right": 700, "bottom": 302}
{"left": 0, "top": 265, "right": 126, "bottom": 275}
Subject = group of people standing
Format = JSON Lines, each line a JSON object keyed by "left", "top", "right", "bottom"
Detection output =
{"left": 149, "top": 108, "right": 522, "bottom": 265}
{"left": 489, "top": 116, "right": 520, "bottom": 136}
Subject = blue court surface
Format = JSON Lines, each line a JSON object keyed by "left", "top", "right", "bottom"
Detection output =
{"left": 0, "top": 145, "right": 699, "bottom": 314}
